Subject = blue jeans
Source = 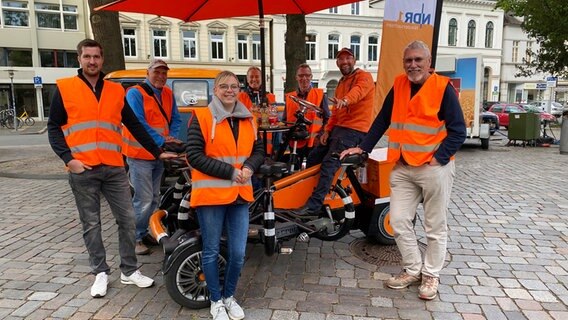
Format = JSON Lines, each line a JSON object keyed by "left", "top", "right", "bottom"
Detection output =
{"left": 68, "top": 165, "right": 138, "bottom": 276}
{"left": 197, "top": 204, "right": 249, "bottom": 302}
{"left": 126, "top": 157, "right": 164, "bottom": 241}
{"left": 305, "top": 126, "right": 365, "bottom": 210}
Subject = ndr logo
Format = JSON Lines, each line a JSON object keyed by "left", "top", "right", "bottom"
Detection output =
{"left": 398, "top": 4, "right": 431, "bottom": 26}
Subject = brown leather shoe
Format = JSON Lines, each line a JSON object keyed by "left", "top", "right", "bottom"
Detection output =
{"left": 142, "top": 234, "right": 159, "bottom": 246}
{"left": 135, "top": 241, "right": 150, "bottom": 255}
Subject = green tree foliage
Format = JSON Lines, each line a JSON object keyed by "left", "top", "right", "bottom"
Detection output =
{"left": 496, "top": 0, "right": 568, "bottom": 77}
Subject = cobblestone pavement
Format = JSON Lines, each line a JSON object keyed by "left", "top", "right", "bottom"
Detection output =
{"left": 1, "top": 134, "right": 568, "bottom": 320}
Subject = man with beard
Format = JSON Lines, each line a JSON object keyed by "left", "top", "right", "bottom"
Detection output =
{"left": 48, "top": 39, "right": 177, "bottom": 298}
{"left": 341, "top": 40, "right": 466, "bottom": 300}
{"left": 298, "top": 47, "right": 374, "bottom": 215}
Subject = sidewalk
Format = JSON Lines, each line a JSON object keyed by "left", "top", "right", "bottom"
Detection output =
{"left": 0, "top": 120, "right": 47, "bottom": 136}
{"left": 1, "top": 135, "right": 568, "bottom": 319}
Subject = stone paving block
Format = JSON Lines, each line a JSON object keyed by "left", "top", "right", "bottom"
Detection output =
{"left": 10, "top": 300, "right": 43, "bottom": 317}
{"left": 530, "top": 290, "right": 558, "bottom": 303}
{"left": 269, "top": 298, "right": 298, "bottom": 310}
{"left": 299, "top": 312, "right": 326, "bottom": 320}
{"left": 430, "top": 312, "right": 462, "bottom": 320}
{"left": 495, "top": 297, "right": 519, "bottom": 311}
{"left": 51, "top": 305, "right": 78, "bottom": 318}
{"left": 521, "top": 310, "right": 553, "bottom": 320}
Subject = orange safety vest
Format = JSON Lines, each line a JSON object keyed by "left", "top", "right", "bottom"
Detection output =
{"left": 285, "top": 88, "right": 324, "bottom": 148}
{"left": 237, "top": 90, "right": 277, "bottom": 155}
{"left": 387, "top": 73, "right": 451, "bottom": 166}
{"left": 58, "top": 76, "right": 125, "bottom": 167}
{"left": 122, "top": 85, "right": 173, "bottom": 160}
{"left": 190, "top": 108, "right": 255, "bottom": 207}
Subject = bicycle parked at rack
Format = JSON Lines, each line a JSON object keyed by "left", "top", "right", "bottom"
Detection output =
{"left": 0, "top": 108, "right": 21, "bottom": 129}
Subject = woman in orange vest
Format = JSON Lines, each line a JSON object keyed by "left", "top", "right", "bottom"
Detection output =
{"left": 186, "top": 70, "right": 263, "bottom": 320}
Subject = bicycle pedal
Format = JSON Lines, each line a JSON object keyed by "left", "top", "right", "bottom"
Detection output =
{"left": 297, "top": 232, "right": 309, "bottom": 242}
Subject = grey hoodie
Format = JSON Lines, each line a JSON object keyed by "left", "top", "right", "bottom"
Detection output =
{"left": 207, "top": 95, "right": 256, "bottom": 141}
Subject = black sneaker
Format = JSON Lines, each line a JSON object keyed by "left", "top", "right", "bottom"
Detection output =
{"left": 295, "top": 205, "right": 318, "bottom": 216}
{"left": 142, "top": 234, "right": 159, "bottom": 246}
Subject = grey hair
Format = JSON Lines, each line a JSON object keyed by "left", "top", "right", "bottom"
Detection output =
{"left": 403, "top": 40, "right": 431, "bottom": 58}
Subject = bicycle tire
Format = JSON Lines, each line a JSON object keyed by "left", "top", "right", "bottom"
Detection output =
{"left": 311, "top": 184, "right": 355, "bottom": 241}
{"left": 25, "top": 117, "right": 35, "bottom": 126}
{"left": 5, "top": 117, "right": 21, "bottom": 129}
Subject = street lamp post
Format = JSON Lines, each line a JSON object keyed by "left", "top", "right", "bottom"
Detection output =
{"left": 7, "top": 70, "right": 17, "bottom": 131}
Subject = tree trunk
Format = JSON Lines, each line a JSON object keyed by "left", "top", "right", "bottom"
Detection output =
{"left": 87, "top": 0, "right": 125, "bottom": 73}
{"left": 284, "top": 15, "right": 306, "bottom": 94}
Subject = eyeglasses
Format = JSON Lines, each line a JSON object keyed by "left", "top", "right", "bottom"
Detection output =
{"left": 297, "top": 74, "right": 312, "bottom": 78}
{"left": 217, "top": 84, "right": 240, "bottom": 91}
{"left": 403, "top": 57, "right": 426, "bottom": 64}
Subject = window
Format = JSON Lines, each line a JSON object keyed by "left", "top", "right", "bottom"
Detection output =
{"left": 512, "top": 40, "right": 519, "bottom": 63}
{"left": 351, "top": 3, "right": 360, "bottom": 15}
{"left": 485, "top": 21, "right": 494, "bottom": 48}
{"left": 2, "top": 0, "right": 29, "bottom": 27}
{"left": 35, "top": 3, "right": 77, "bottom": 30}
{"left": 152, "top": 30, "right": 168, "bottom": 58}
{"left": 329, "top": 7, "right": 337, "bottom": 14}
{"left": 237, "top": 33, "right": 248, "bottom": 60}
{"left": 350, "top": 35, "right": 361, "bottom": 60}
{"left": 526, "top": 41, "right": 533, "bottom": 63}
{"left": 448, "top": 18, "right": 457, "bottom": 46}
{"left": 210, "top": 31, "right": 224, "bottom": 60}
{"left": 368, "top": 35, "right": 378, "bottom": 62}
{"left": 39, "top": 49, "right": 78, "bottom": 68}
{"left": 467, "top": 20, "right": 476, "bottom": 47}
{"left": 122, "top": 28, "right": 137, "bottom": 57}
{"left": 182, "top": 30, "right": 197, "bottom": 59}
{"left": 305, "top": 34, "right": 317, "bottom": 61}
{"left": 0, "top": 47, "right": 32, "bottom": 66}
{"left": 252, "top": 34, "right": 261, "bottom": 61}
{"left": 328, "top": 34, "right": 339, "bottom": 59}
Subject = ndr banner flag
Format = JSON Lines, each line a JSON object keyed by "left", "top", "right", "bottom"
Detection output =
{"left": 373, "top": 0, "right": 442, "bottom": 117}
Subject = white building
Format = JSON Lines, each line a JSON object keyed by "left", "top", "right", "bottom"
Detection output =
{"left": 117, "top": 14, "right": 271, "bottom": 86}
{"left": 0, "top": 0, "right": 90, "bottom": 120}
{"left": 271, "top": 1, "right": 382, "bottom": 101}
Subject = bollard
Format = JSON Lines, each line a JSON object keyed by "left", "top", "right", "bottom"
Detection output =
{"left": 560, "top": 116, "right": 568, "bottom": 154}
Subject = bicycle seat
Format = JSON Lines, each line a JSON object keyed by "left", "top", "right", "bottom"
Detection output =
{"left": 163, "top": 141, "right": 187, "bottom": 153}
{"left": 331, "top": 152, "right": 369, "bottom": 166}
{"left": 164, "top": 156, "right": 189, "bottom": 172}
{"left": 289, "top": 124, "right": 309, "bottom": 140}
{"left": 257, "top": 162, "right": 288, "bottom": 177}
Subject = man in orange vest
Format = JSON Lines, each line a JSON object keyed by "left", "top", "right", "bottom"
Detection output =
{"left": 238, "top": 66, "right": 278, "bottom": 156}
{"left": 284, "top": 63, "right": 330, "bottom": 166}
{"left": 342, "top": 41, "right": 466, "bottom": 300}
{"left": 47, "top": 39, "right": 177, "bottom": 299}
{"left": 298, "top": 47, "right": 374, "bottom": 215}
{"left": 122, "top": 59, "right": 181, "bottom": 255}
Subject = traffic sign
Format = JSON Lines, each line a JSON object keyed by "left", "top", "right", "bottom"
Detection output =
{"left": 536, "top": 83, "right": 547, "bottom": 90}
{"left": 546, "top": 76, "right": 557, "bottom": 88}
{"left": 33, "top": 76, "right": 42, "bottom": 88}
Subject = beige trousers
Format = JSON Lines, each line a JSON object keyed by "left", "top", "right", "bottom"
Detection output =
{"left": 389, "top": 160, "right": 455, "bottom": 278}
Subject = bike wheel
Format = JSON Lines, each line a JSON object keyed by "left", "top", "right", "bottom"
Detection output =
{"left": 312, "top": 185, "right": 355, "bottom": 241}
{"left": 164, "top": 242, "right": 228, "bottom": 309}
{"left": 5, "top": 117, "right": 21, "bottom": 129}
{"left": 25, "top": 117, "right": 35, "bottom": 126}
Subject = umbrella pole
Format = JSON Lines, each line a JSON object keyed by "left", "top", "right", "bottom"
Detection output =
{"left": 258, "top": 0, "right": 267, "bottom": 105}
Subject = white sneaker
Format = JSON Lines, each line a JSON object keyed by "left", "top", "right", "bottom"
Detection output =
{"left": 223, "top": 296, "right": 245, "bottom": 320}
{"left": 210, "top": 300, "right": 229, "bottom": 320}
{"left": 120, "top": 270, "right": 154, "bottom": 288}
{"left": 90, "top": 272, "right": 108, "bottom": 298}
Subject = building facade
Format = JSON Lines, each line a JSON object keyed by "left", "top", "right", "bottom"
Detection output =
{"left": 0, "top": 0, "right": 90, "bottom": 120}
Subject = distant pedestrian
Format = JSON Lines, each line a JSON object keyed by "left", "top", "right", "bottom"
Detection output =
{"left": 341, "top": 40, "right": 466, "bottom": 300}
{"left": 47, "top": 39, "right": 177, "bottom": 298}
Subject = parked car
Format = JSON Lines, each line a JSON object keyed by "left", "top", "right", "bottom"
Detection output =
{"left": 481, "top": 110, "right": 499, "bottom": 135}
{"left": 520, "top": 104, "right": 556, "bottom": 123}
{"left": 482, "top": 100, "right": 501, "bottom": 111}
{"left": 488, "top": 103, "right": 526, "bottom": 129}
{"left": 527, "top": 101, "right": 564, "bottom": 117}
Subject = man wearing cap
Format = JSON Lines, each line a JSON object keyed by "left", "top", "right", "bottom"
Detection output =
{"left": 122, "top": 59, "right": 181, "bottom": 255}
{"left": 298, "top": 47, "right": 375, "bottom": 215}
